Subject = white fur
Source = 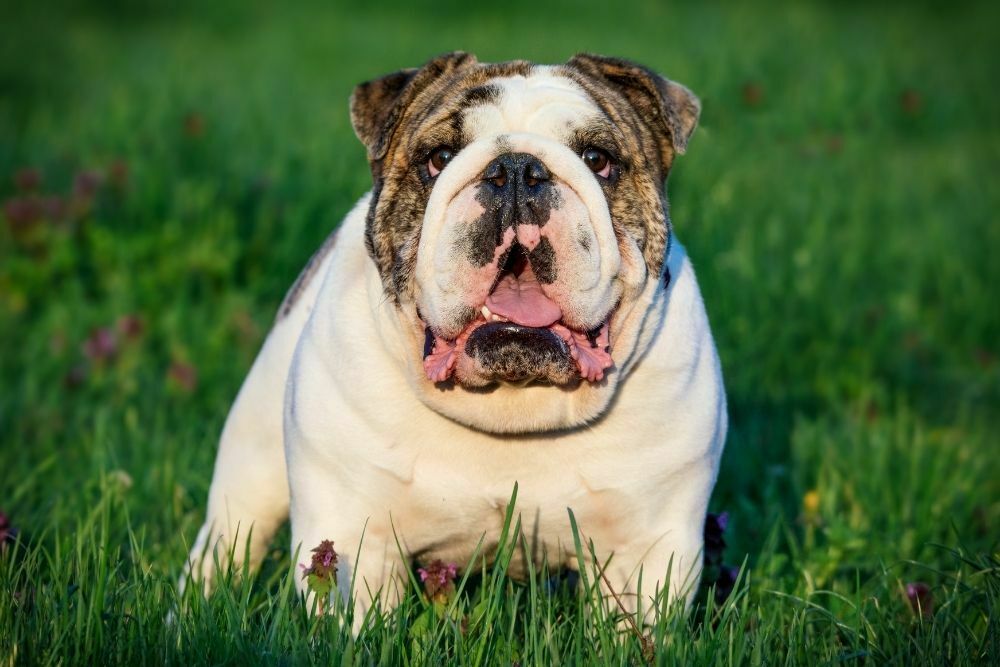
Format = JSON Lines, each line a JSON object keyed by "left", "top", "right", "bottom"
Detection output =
{"left": 183, "top": 68, "right": 727, "bottom": 629}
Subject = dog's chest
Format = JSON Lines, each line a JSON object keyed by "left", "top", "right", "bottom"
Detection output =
{"left": 383, "top": 439, "right": 642, "bottom": 574}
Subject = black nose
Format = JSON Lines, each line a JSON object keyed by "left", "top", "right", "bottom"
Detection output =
{"left": 482, "top": 153, "right": 551, "bottom": 192}
{"left": 463, "top": 152, "right": 558, "bottom": 268}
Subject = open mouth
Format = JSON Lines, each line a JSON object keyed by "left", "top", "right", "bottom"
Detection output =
{"left": 422, "top": 244, "right": 613, "bottom": 385}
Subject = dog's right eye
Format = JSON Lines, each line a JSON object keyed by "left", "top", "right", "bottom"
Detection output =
{"left": 427, "top": 146, "right": 456, "bottom": 177}
{"left": 582, "top": 147, "right": 612, "bottom": 179}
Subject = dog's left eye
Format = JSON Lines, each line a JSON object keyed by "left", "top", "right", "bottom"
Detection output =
{"left": 582, "top": 147, "right": 613, "bottom": 179}
{"left": 427, "top": 146, "right": 456, "bottom": 177}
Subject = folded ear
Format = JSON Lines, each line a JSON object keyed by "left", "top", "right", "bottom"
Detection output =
{"left": 567, "top": 53, "right": 700, "bottom": 166}
{"left": 350, "top": 51, "right": 478, "bottom": 165}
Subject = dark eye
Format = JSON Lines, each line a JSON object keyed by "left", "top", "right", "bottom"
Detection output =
{"left": 427, "top": 146, "right": 455, "bottom": 177}
{"left": 582, "top": 147, "right": 612, "bottom": 178}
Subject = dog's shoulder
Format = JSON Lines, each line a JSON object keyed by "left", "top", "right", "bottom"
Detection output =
{"left": 276, "top": 227, "right": 340, "bottom": 321}
{"left": 276, "top": 193, "right": 374, "bottom": 322}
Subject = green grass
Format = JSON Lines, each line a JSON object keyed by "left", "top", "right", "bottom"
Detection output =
{"left": 1, "top": 0, "right": 998, "bottom": 664}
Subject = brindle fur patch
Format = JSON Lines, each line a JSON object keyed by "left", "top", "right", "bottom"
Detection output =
{"left": 276, "top": 225, "right": 339, "bottom": 321}
{"left": 463, "top": 84, "right": 503, "bottom": 107}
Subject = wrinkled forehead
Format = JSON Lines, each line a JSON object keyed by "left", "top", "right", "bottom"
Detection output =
{"left": 402, "top": 66, "right": 617, "bottom": 156}
{"left": 462, "top": 67, "right": 604, "bottom": 141}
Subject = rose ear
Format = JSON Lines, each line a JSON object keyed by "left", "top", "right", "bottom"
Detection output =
{"left": 350, "top": 51, "right": 478, "bottom": 165}
{"left": 350, "top": 68, "right": 418, "bottom": 158}
{"left": 567, "top": 53, "right": 700, "bottom": 166}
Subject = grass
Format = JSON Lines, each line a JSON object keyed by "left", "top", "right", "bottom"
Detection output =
{"left": 1, "top": 0, "right": 998, "bottom": 664}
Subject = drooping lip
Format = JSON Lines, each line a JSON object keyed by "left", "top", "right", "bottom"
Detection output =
{"left": 421, "top": 259, "right": 614, "bottom": 385}
{"left": 422, "top": 316, "right": 613, "bottom": 384}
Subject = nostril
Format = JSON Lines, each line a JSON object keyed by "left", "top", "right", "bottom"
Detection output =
{"left": 523, "top": 160, "right": 550, "bottom": 188}
{"left": 484, "top": 154, "right": 549, "bottom": 189}
{"left": 483, "top": 161, "right": 507, "bottom": 188}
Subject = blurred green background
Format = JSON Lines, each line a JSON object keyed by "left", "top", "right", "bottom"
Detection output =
{"left": 1, "top": 0, "right": 998, "bottom": 663}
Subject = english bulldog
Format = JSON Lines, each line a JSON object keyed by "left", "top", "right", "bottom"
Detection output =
{"left": 183, "top": 52, "right": 727, "bottom": 626}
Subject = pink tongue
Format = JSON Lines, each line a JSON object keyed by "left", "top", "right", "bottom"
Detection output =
{"left": 485, "top": 264, "right": 562, "bottom": 327}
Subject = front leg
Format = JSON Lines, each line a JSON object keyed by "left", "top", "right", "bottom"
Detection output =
{"left": 180, "top": 313, "right": 304, "bottom": 597}
{"left": 583, "top": 463, "right": 716, "bottom": 626}
{"left": 287, "top": 455, "right": 409, "bottom": 632}
{"left": 594, "top": 525, "right": 704, "bottom": 626}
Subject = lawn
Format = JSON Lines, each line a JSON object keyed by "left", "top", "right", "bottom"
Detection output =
{"left": 1, "top": 0, "right": 998, "bottom": 664}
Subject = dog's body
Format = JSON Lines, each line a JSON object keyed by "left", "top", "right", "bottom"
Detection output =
{"left": 185, "top": 53, "right": 727, "bottom": 624}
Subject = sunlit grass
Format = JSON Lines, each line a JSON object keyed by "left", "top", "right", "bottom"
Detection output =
{"left": 1, "top": 0, "right": 998, "bottom": 664}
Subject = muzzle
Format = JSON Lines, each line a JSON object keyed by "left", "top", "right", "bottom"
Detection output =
{"left": 416, "top": 136, "right": 628, "bottom": 388}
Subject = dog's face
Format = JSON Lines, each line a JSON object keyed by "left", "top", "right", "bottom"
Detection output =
{"left": 351, "top": 52, "right": 699, "bottom": 433}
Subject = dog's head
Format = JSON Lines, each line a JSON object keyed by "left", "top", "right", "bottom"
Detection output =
{"left": 351, "top": 52, "right": 699, "bottom": 432}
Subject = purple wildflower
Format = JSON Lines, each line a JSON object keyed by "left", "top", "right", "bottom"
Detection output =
{"left": 417, "top": 559, "right": 459, "bottom": 602}
{"left": 900, "top": 89, "right": 923, "bottom": 116}
{"left": 301, "top": 539, "right": 338, "bottom": 580}
{"left": 905, "top": 582, "right": 933, "bottom": 617}
{"left": 3, "top": 196, "right": 43, "bottom": 229}
{"left": 703, "top": 511, "right": 729, "bottom": 568}
{"left": 301, "top": 539, "right": 338, "bottom": 611}
{"left": 116, "top": 314, "right": 145, "bottom": 340}
{"left": 73, "top": 170, "right": 102, "bottom": 200}
{"left": 168, "top": 361, "right": 198, "bottom": 392}
{"left": 974, "top": 348, "right": 996, "bottom": 370}
{"left": 184, "top": 112, "right": 206, "bottom": 138}
{"left": 4, "top": 194, "right": 66, "bottom": 244}
{"left": 13, "top": 168, "right": 41, "bottom": 192}
{"left": 0, "top": 511, "right": 17, "bottom": 549}
{"left": 703, "top": 511, "right": 741, "bottom": 605}
{"left": 741, "top": 82, "right": 763, "bottom": 107}
{"left": 107, "top": 159, "right": 129, "bottom": 191}
{"left": 82, "top": 327, "right": 119, "bottom": 363}
{"left": 826, "top": 134, "right": 844, "bottom": 155}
